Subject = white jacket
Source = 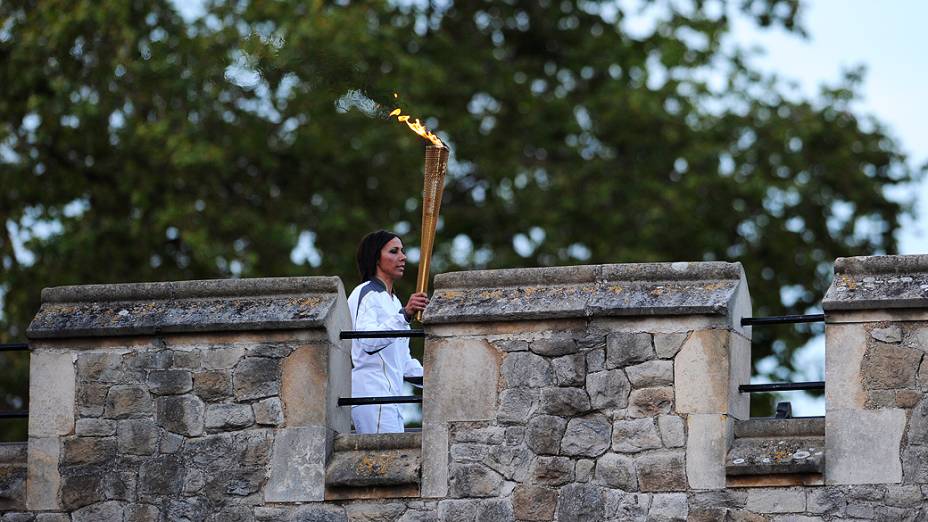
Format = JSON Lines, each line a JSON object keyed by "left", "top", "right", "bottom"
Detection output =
{"left": 347, "top": 278, "right": 424, "bottom": 399}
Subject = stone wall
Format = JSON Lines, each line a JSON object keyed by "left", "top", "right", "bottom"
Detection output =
{"left": 4, "top": 256, "right": 928, "bottom": 521}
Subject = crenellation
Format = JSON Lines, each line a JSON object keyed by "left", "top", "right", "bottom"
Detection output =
{"left": 14, "top": 258, "right": 928, "bottom": 519}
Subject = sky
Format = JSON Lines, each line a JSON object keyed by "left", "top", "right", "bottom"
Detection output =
{"left": 728, "top": 0, "right": 928, "bottom": 414}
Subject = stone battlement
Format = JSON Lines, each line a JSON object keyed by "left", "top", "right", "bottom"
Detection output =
{"left": 2, "top": 256, "right": 927, "bottom": 520}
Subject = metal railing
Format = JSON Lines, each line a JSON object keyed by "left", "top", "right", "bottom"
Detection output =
{"left": 338, "top": 330, "right": 423, "bottom": 407}
{"left": 0, "top": 342, "right": 29, "bottom": 420}
{"left": 738, "top": 313, "right": 826, "bottom": 407}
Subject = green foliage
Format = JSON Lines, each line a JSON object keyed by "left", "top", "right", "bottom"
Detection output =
{"left": 0, "top": 0, "right": 921, "bottom": 436}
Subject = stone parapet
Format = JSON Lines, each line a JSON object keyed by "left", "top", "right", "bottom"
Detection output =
{"left": 425, "top": 262, "right": 751, "bottom": 334}
{"left": 823, "top": 254, "right": 928, "bottom": 311}
{"left": 28, "top": 277, "right": 342, "bottom": 339}
{"left": 24, "top": 277, "right": 352, "bottom": 512}
{"left": 822, "top": 255, "right": 928, "bottom": 487}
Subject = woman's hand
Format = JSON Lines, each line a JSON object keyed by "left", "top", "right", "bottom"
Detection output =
{"left": 403, "top": 292, "right": 430, "bottom": 319}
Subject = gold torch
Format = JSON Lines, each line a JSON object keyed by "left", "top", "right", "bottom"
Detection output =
{"left": 415, "top": 144, "right": 449, "bottom": 320}
{"left": 388, "top": 104, "right": 450, "bottom": 321}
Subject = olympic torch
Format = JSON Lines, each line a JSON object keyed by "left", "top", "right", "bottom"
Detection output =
{"left": 388, "top": 102, "right": 449, "bottom": 321}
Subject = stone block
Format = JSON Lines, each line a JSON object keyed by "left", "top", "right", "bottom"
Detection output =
{"left": 593, "top": 453, "right": 637, "bottom": 490}
{"left": 253, "top": 397, "right": 284, "bottom": 426}
{"left": 421, "top": 422, "right": 449, "bottom": 498}
{"left": 147, "top": 369, "right": 193, "bottom": 395}
{"left": 884, "top": 485, "right": 924, "bottom": 507}
{"left": 452, "top": 443, "right": 490, "bottom": 463}
{"left": 36, "top": 515, "right": 72, "bottom": 522}
{"left": 424, "top": 338, "right": 500, "bottom": 423}
{"left": 497, "top": 388, "right": 537, "bottom": 425}
{"left": 117, "top": 419, "right": 159, "bottom": 455}
{"left": 124, "top": 504, "right": 161, "bottom": 522}
{"left": 61, "top": 471, "right": 103, "bottom": 510}
{"left": 586, "top": 369, "right": 630, "bottom": 409}
{"left": 674, "top": 329, "right": 730, "bottom": 414}
{"left": 156, "top": 394, "right": 205, "bottom": 436}
{"left": 476, "top": 498, "right": 514, "bottom": 522}
{"left": 552, "top": 353, "right": 587, "bottom": 386}
{"left": 75, "top": 418, "right": 116, "bottom": 437}
{"left": 530, "top": 337, "right": 578, "bottom": 357}
{"left": 805, "top": 487, "right": 845, "bottom": 514}
{"left": 344, "top": 503, "right": 407, "bottom": 522}
{"left": 500, "top": 352, "right": 553, "bottom": 389}
{"left": 193, "top": 370, "right": 232, "bottom": 401}
{"left": 613, "top": 418, "right": 662, "bottom": 452}
{"left": 575, "top": 459, "right": 595, "bottom": 482}
{"left": 908, "top": 399, "right": 928, "bottom": 445}
{"left": 494, "top": 339, "right": 528, "bottom": 352}
{"left": 72, "top": 501, "right": 125, "bottom": 522}
{"left": 125, "top": 350, "right": 173, "bottom": 371}
{"left": 512, "top": 486, "right": 557, "bottom": 521}
{"left": 172, "top": 349, "right": 201, "bottom": 369}
{"left": 650, "top": 493, "right": 688, "bottom": 521}
{"left": 160, "top": 431, "right": 184, "bottom": 454}
{"left": 626, "top": 360, "right": 673, "bottom": 388}
{"left": 825, "top": 323, "right": 868, "bottom": 410}
{"left": 537, "top": 387, "right": 590, "bottom": 416}
{"left": 76, "top": 352, "right": 123, "bottom": 382}
{"left": 233, "top": 357, "right": 281, "bottom": 400}
{"left": 138, "top": 455, "right": 185, "bottom": 498}
{"left": 104, "top": 385, "right": 153, "bottom": 419}
{"left": 437, "top": 499, "right": 476, "bottom": 522}
{"left": 280, "top": 344, "right": 331, "bottom": 428}
{"left": 604, "top": 491, "right": 650, "bottom": 521}
{"left": 265, "top": 426, "right": 328, "bottom": 502}
{"left": 77, "top": 382, "right": 108, "bottom": 418}
{"left": 484, "top": 445, "right": 535, "bottom": 482}
{"left": 556, "top": 483, "right": 604, "bottom": 521}
{"left": 26, "top": 437, "right": 60, "bottom": 510}
{"left": 586, "top": 348, "right": 605, "bottom": 372}
{"left": 658, "top": 415, "right": 686, "bottom": 448}
{"left": 862, "top": 343, "right": 920, "bottom": 389}
{"left": 449, "top": 463, "right": 502, "bottom": 497}
{"left": 686, "top": 414, "right": 728, "bottom": 490}
{"left": 28, "top": 350, "right": 76, "bottom": 437}
{"left": 826, "top": 408, "right": 905, "bottom": 484}
{"left": 627, "top": 386, "right": 673, "bottom": 417}
{"left": 655, "top": 333, "right": 687, "bottom": 359}
{"left": 103, "top": 470, "right": 137, "bottom": 501}
{"left": 901, "top": 445, "right": 928, "bottom": 483}
{"left": 201, "top": 346, "right": 245, "bottom": 369}
{"left": 61, "top": 436, "right": 116, "bottom": 466}
{"left": 529, "top": 456, "right": 574, "bottom": 486}
{"left": 561, "top": 414, "right": 611, "bottom": 457}
{"left": 525, "top": 415, "right": 567, "bottom": 455}
{"left": 205, "top": 403, "right": 255, "bottom": 430}
{"left": 636, "top": 451, "right": 686, "bottom": 492}
{"left": 606, "top": 332, "right": 653, "bottom": 368}
{"left": 745, "top": 488, "right": 806, "bottom": 513}
{"left": 871, "top": 325, "right": 902, "bottom": 343}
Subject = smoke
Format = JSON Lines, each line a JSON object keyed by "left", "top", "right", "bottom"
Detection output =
{"left": 334, "top": 89, "right": 388, "bottom": 119}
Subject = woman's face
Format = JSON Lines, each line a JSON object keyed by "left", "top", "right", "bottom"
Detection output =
{"left": 377, "top": 237, "right": 407, "bottom": 281}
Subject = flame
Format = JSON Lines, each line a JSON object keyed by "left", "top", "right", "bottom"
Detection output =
{"left": 388, "top": 104, "right": 444, "bottom": 148}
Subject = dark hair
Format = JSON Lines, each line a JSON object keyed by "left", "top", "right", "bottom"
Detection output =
{"left": 356, "top": 230, "right": 400, "bottom": 282}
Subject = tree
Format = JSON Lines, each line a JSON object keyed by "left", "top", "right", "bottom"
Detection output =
{"left": 0, "top": 0, "right": 921, "bottom": 438}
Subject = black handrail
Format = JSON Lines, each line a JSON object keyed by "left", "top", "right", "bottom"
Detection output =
{"left": 0, "top": 411, "right": 28, "bottom": 419}
{"left": 739, "top": 381, "right": 825, "bottom": 393}
{"left": 337, "top": 396, "right": 422, "bottom": 406}
{"left": 0, "top": 343, "right": 29, "bottom": 352}
{"left": 340, "top": 330, "right": 425, "bottom": 340}
{"left": 741, "top": 314, "right": 825, "bottom": 326}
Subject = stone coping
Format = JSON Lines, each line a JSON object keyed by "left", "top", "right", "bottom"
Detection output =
{"left": 27, "top": 277, "right": 344, "bottom": 339}
{"left": 424, "top": 262, "right": 746, "bottom": 324}
{"left": 823, "top": 255, "right": 928, "bottom": 311}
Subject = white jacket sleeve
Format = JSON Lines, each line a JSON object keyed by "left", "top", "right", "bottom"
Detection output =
{"left": 354, "top": 295, "right": 409, "bottom": 354}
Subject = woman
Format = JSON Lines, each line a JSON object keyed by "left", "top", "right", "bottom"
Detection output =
{"left": 347, "top": 230, "right": 429, "bottom": 433}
